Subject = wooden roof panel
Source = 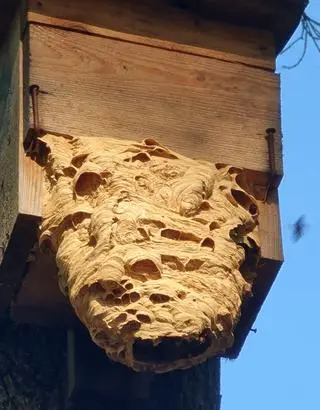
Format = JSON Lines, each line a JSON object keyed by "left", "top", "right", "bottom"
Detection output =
{"left": 166, "top": 0, "right": 308, "bottom": 51}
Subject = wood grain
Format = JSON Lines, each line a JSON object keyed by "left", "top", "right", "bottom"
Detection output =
{"left": 0, "top": 6, "right": 41, "bottom": 313}
{"left": 28, "top": 24, "right": 281, "bottom": 174}
{"left": 258, "top": 189, "right": 283, "bottom": 262}
{"left": 28, "top": 0, "right": 275, "bottom": 70}
{"left": 19, "top": 37, "right": 43, "bottom": 217}
{"left": 0, "top": 6, "right": 20, "bottom": 259}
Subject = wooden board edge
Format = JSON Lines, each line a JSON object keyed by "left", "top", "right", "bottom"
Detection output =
{"left": 258, "top": 188, "right": 283, "bottom": 262}
{"left": 19, "top": 147, "right": 43, "bottom": 217}
{"left": 27, "top": 10, "right": 274, "bottom": 71}
{"left": 225, "top": 257, "right": 282, "bottom": 358}
{"left": 19, "top": 34, "right": 44, "bottom": 218}
{"left": 0, "top": 213, "right": 40, "bottom": 314}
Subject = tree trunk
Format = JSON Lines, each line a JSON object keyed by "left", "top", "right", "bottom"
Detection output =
{"left": 67, "top": 329, "right": 221, "bottom": 410}
{"left": 0, "top": 322, "right": 220, "bottom": 410}
{"left": 0, "top": 320, "right": 66, "bottom": 409}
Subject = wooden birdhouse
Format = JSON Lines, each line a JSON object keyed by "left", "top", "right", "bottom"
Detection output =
{"left": 0, "top": 0, "right": 306, "bottom": 408}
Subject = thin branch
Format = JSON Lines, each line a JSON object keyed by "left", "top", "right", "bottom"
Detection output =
{"left": 280, "top": 12, "right": 320, "bottom": 69}
{"left": 281, "top": 27, "right": 308, "bottom": 69}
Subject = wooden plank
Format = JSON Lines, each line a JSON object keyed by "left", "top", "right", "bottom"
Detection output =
{"left": 227, "top": 188, "right": 283, "bottom": 357}
{"left": 0, "top": 2, "right": 42, "bottom": 313}
{"left": 0, "top": 5, "right": 21, "bottom": 284}
{"left": 28, "top": 0, "right": 275, "bottom": 70}
{"left": 28, "top": 24, "right": 281, "bottom": 175}
{"left": 166, "top": 0, "right": 305, "bottom": 53}
{"left": 228, "top": 258, "right": 282, "bottom": 358}
{"left": 258, "top": 188, "right": 283, "bottom": 262}
{"left": 19, "top": 32, "right": 43, "bottom": 217}
{"left": 11, "top": 249, "right": 75, "bottom": 326}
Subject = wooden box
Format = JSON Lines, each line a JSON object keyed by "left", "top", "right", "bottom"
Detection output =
{"left": 0, "top": 0, "right": 305, "bottom": 358}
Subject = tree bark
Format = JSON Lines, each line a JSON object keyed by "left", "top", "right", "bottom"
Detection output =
{"left": 0, "top": 320, "right": 66, "bottom": 409}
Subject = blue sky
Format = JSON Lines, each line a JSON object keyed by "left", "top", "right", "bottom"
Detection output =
{"left": 222, "top": 1, "right": 320, "bottom": 408}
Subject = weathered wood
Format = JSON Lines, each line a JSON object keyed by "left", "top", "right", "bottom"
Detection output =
{"left": 11, "top": 249, "right": 75, "bottom": 326}
{"left": 28, "top": 0, "right": 275, "bottom": 70}
{"left": 28, "top": 24, "right": 281, "bottom": 175}
{"left": 27, "top": 0, "right": 307, "bottom": 56}
{"left": 0, "top": 3, "right": 20, "bottom": 268}
{"left": 168, "top": 0, "right": 306, "bottom": 52}
{"left": 0, "top": 4, "right": 22, "bottom": 312}
{"left": 228, "top": 188, "right": 283, "bottom": 357}
{"left": 258, "top": 189, "right": 283, "bottom": 262}
{"left": 0, "top": 2, "right": 42, "bottom": 313}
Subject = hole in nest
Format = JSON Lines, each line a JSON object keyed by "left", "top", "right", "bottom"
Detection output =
{"left": 143, "top": 138, "right": 159, "bottom": 146}
{"left": 161, "top": 255, "right": 184, "bottom": 270}
{"left": 235, "top": 173, "right": 248, "bottom": 191}
{"left": 75, "top": 172, "right": 101, "bottom": 196}
{"left": 131, "top": 152, "right": 151, "bottom": 162}
{"left": 89, "top": 282, "right": 105, "bottom": 295}
{"left": 199, "top": 201, "right": 211, "bottom": 211}
{"left": 129, "top": 259, "right": 161, "bottom": 280}
{"left": 150, "top": 293, "right": 170, "bottom": 304}
{"left": 229, "top": 225, "right": 245, "bottom": 243}
{"left": 249, "top": 203, "right": 258, "bottom": 216}
{"left": 129, "top": 292, "right": 140, "bottom": 303}
{"left": 231, "top": 189, "right": 258, "bottom": 216}
{"left": 209, "top": 221, "right": 220, "bottom": 231}
{"left": 112, "top": 287, "right": 125, "bottom": 297}
{"left": 137, "top": 313, "right": 152, "bottom": 324}
{"left": 72, "top": 212, "right": 91, "bottom": 228}
{"left": 201, "top": 238, "right": 215, "bottom": 250}
{"left": 227, "top": 167, "right": 242, "bottom": 175}
{"left": 215, "top": 163, "right": 227, "bottom": 170}
{"left": 239, "top": 241, "right": 260, "bottom": 278}
{"left": 160, "top": 229, "right": 199, "bottom": 242}
{"left": 88, "top": 235, "right": 97, "bottom": 247}
{"left": 177, "top": 290, "right": 187, "bottom": 300}
{"left": 110, "top": 313, "right": 128, "bottom": 326}
{"left": 121, "top": 294, "right": 130, "bottom": 305}
{"left": 121, "top": 320, "right": 141, "bottom": 334}
{"left": 132, "top": 329, "right": 212, "bottom": 364}
{"left": 126, "top": 309, "right": 137, "bottom": 315}
{"left": 94, "top": 331, "right": 110, "bottom": 345}
{"left": 100, "top": 170, "right": 112, "bottom": 179}
{"left": 185, "top": 259, "right": 204, "bottom": 271}
{"left": 39, "top": 238, "right": 54, "bottom": 254}
{"left": 105, "top": 294, "right": 115, "bottom": 306}
{"left": 63, "top": 166, "right": 77, "bottom": 177}
{"left": 71, "top": 153, "right": 88, "bottom": 168}
{"left": 137, "top": 228, "right": 149, "bottom": 240}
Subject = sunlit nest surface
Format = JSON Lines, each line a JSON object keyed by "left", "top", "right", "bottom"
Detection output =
{"left": 38, "top": 133, "right": 260, "bottom": 372}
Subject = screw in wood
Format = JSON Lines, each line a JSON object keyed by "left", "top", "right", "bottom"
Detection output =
{"left": 29, "top": 84, "right": 40, "bottom": 134}
{"left": 265, "top": 128, "right": 277, "bottom": 178}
